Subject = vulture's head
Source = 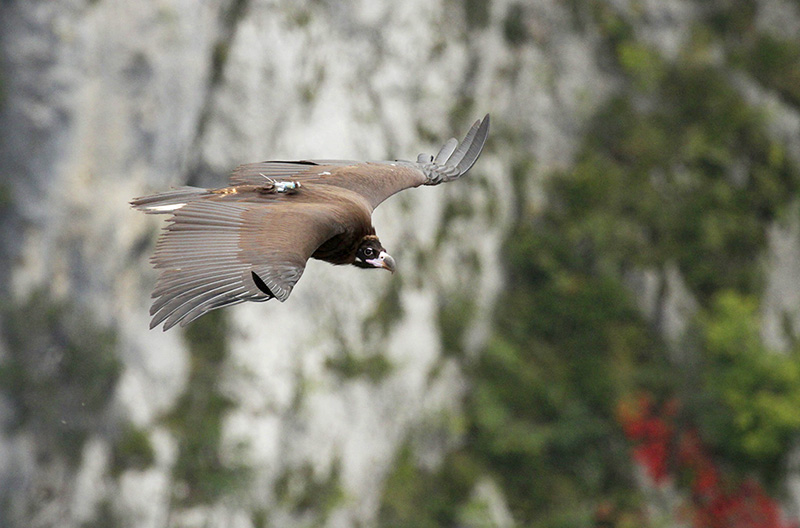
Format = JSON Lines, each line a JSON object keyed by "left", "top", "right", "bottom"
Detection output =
{"left": 353, "top": 235, "right": 395, "bottom": 273}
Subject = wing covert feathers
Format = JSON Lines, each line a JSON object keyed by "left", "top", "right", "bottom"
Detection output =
{"left": 228, "top": 160, "right": 359, "bottom": 186}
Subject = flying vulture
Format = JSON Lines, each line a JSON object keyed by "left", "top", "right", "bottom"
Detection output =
{"left": 132, "top": 114, "right": 490, "bottom": 330}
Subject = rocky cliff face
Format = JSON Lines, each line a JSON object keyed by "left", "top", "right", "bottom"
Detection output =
{"left": 2, "top": 0, "right": 800, "bottom": 527}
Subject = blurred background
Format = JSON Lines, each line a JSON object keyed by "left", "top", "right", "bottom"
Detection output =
{"left": 2, "top": 0, "right": 800, "bottom": 527}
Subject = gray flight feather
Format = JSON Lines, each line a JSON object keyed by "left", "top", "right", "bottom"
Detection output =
{"left": 417, "top": 114, "right": 490, "bottom": 185}
{"left": 130, "top": 186, "right": 209, "bottom": 213}
{"left": 434, "top": 138, "right": 459, "bottom": 164}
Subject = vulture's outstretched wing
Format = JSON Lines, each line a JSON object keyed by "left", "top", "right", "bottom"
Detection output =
{"left": 131, "top": 115, "right": 489, "bottom": 330}
{"left": 133, "top": 197, "right": 345, "bottom": 330}
{"left": 227, "top": 114, "right": 490, "bottom": 210}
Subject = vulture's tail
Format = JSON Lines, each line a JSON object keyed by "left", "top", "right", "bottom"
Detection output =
{"left": 418, "top": 114, "right": 490, "bottom": 185}
{"left": 130, "top": 186, "right": 209, "bottom": 214}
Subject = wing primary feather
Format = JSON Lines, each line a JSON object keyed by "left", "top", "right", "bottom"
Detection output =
{"left": 434, "top": 138, "right": 458, "bottom": 164}
{"left": 167, "top": 215, "right": 243, "bottom": 228}
{"left": 152, "top": 269, "right": 243, "bottom": 297}
{"left": 151, "top": 278, "right": 242, "bottom": 321}
{"left": 131, "top": 187, "right": 208, "bottom": 214}
{"left": 177, "top": 288, "right": 256, "bottom": 328}
{"left": 418, "top": 114, "right": 490, "bottom": 185}
{"left": 152, "top": 280, "right": 245, "bottom": 329}
{"left": 446, "top": 115, "right": 488, "bottom": 169}
{"left": 175, "top": 300, "right": 246, "bottom": 329}
{"left": 444, "top": 119, "right": 481, "bottom": 169}
{"left": 151, "top": 274, "right": 243, "bottom": 315}
{"left": 161, "top": 284, "right": 251, "bottom": 330}
{"left": 454, "top": 114, "right": 490, "bottom": 174}
{"left": 153, "top": 250, "right": 241, "bottom": 263}
{"left": 152, "top": 258, "right": 241, "bottom": 270}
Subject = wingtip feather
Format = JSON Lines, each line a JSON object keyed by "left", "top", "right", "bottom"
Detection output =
{"left": 420, "top": 114, "right": 490, "bottom": 184}
{"left": 454, "top": 114, "right": 490, "bottom": 175}
{"left": 434, "top": 138, "right": 459, "bottom": 164}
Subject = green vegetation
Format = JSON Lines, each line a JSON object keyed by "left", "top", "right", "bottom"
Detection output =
{"left": 705, "top": 0, "right": 800, "bottom": 107}
{"left": 0, "top": 290, "right": 156, "bottom": 482}
{"left": 288, "top": 7, "right": 312, "bottom": 28}
{"left": 436, "top": 196, "right": 476, "bottom": 247}
{"left": 379, "top": 443, "right": 479, "bottom": 527}
{"left": 362, "top": 279, "right": 404, "bottom": 337}
{"left": 380, "top": 2, "right": 800, "bottom": 525}
{"left": 223, "top": 0, "right": 249, "bottom": 28}
{"left": 325, "top": 350, "right": 393, "bottom": 383}
{"left": 0, "top": 182, "right": 14, "bottom": 212}
{"left": 698, "top": 291, "right": 800, "bottom": 482}
{"left": 325, "top": 280, "right": 400, "bottom": 383}
{"left": 590, "top": 0, "right": 634, "bottom": 49}
{"left": 615, "top": 41, "right": 665, "bottom": 90}
{"left": 251, "top": 508, "right": 271, "bottom": 528}
{"left": 111, "top": 424, "right": 156, "bottom": 476}
{"left": 449, "top": 95, "right": 476, "bottom": 131}
{"left": 80, "top": 500, "right": 122, "bottom": 528}
{"left": 274, "top": 460, "right": 345, "bottom": 524}
{"left": 0, "top": 289, "right": 120, "bottom": 466}
{"left": 460, "top": 221, "right": 664, "bottom": 524}
{"left": 438, "top": 292, "right": 477, "bottom": 357}
{"left": 166, "top": 310, "right": 248, "bottom": 504}
{"left": 210, "top": 42, "right": 230, "bottom": 87}
{"left": 573, "top": 36, "right": 799, "bottom": 301}
{"left": 736, "top": 34, "right": 800, "bottom": 106}
{"left": 503, "top": 3, "right": 529, "bottom": 47}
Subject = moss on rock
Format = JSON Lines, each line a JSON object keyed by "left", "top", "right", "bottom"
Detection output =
{"left": 165, "top": 310, "right": 249, "bottom": 505}
{"left": 0, "top": 289, "right": 120, "bottom": 466}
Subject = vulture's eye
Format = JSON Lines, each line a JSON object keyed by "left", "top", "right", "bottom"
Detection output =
{"left": 363, "top": 247, "right": 375, "bottom": 257}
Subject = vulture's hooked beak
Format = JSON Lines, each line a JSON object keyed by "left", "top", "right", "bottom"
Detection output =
{"left": 368, "top": 251, "right": 396, "bottom": 274}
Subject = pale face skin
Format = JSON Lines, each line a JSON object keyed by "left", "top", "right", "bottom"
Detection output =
{"left": 353, "top": 238, "right": 396, "bottom": 273}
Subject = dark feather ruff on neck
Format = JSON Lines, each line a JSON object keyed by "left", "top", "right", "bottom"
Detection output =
{"left": 312, "top": 228, "right": 377, "bottom": 265}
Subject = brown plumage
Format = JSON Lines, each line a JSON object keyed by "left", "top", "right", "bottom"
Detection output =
{"left": 131, "top": 115, "right": 490, "bottom": 330}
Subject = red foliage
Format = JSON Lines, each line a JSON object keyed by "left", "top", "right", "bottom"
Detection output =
{"left": 617, "top": 393, "right": 675, "bottom": 484}
{"left": 616, "top": 394, "right": 798, "bottom": 528}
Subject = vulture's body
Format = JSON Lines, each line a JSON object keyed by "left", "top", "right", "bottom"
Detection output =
{"left": 132, "top": 115, "right": 490, "bottom": 330}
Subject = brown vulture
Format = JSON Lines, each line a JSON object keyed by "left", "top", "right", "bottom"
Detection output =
{"left": 131, "top": 114, "right": 490, "bottom": 330}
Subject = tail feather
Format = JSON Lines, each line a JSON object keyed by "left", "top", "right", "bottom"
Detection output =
{"left": 130, "top": 186, "right": 209, "bottom": 214}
